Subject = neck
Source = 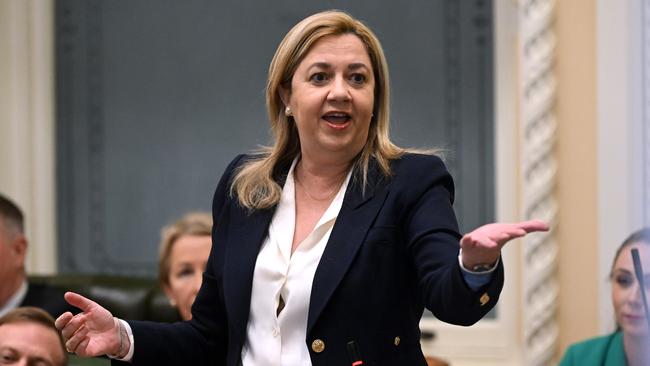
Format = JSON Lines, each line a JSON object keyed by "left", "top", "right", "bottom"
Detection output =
{"left": 623, "top": 332, "right": 650, "bottom": 366}
{"left": 298, "top": 151, "right": 353, "bottom": 180}
{"left": 294, "top": 156, "right": 350, "bottom": 202}
{"left": 297, "top": 159, "right": 350, "bottom": 182}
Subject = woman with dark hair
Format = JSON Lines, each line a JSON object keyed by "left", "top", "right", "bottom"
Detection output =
{"left": 56, "top": 10, "right": 547, "bottom": 365}
{"left": 559, "top": 228, "right": 650, "bottom": 366}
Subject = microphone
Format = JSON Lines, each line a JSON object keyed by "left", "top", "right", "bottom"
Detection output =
{"left": 346, "top": 341, "right": 364, "bottom": 366}
{"left": 630, "top": 248, "right": 650, "bottom": 332}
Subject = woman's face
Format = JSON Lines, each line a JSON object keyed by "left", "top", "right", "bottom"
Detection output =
{"left": 612, "top": 243, "right": 650, "bottom": 337}
{"left": 283, "top": 33, "right": 375, "bottom": 164}
{"left": 163, "top": 235, "right": 211, "bottom": 321}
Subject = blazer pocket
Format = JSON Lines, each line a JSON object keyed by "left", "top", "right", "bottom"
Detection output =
{"left": 364, "top": 226, "right": 400, "bottom": 246}
{"left": 369, "top": 330, "right": 422, "bottom": 364}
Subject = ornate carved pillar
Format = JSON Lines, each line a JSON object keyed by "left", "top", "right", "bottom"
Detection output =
{"left": 644, "top": 0, "right": 650, "bottom": 224}
{"left": 518, "top": 0, "right": 559, "bottom": 364}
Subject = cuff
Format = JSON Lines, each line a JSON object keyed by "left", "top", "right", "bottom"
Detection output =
{"left": 107, "top": 319, "right": 134, "bottom": 362}
{"left": 457, "top": 250, "right": 499, "bottom": 291}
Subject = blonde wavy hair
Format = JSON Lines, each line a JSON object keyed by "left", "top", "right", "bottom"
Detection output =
{"left": 232, "top": 10, "right": 409, "bottom": 210}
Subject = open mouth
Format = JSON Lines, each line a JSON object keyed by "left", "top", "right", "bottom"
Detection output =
{"left": 322, "top": 112, "right": 351, "bottom": 129}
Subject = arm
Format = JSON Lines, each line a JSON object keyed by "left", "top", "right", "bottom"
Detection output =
{"left": 401, "top": 155, "right": 547, "bottom": 325}
{"left": 399, "top": 155, "right": 489, "bottom": 324}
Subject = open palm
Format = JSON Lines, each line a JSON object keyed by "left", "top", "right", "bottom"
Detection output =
{"left": 460, "top": 220, "right": 549, "bottom": 268}
{"left": 55, "top": 292, "right": 121, "bottom": 357}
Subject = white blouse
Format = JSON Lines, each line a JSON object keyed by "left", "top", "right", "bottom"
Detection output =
{"left": 241, "top": 158, "right": 352, "bottom": 366}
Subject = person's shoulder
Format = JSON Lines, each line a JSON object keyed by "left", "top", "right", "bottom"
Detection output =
{"left": 389, "top": 153, "right": 451, "bottom": 183}
{"left": 568, "top": 332, "right": 619, "bottom": 350}
{"left": 220, "top": 153, "right": 260, "bottom": 176}
{"left": 25, "top": 281, "right": 66, "bottom": 298}
{"left": 392, "top": 152, "right": 446, "bottom": 169}
{"left": 560, "top": 332, "right": 620, "bottom": 365}
{"left": 227, "top": 154, "right": 251, "bottom": 168}
{"left": 23, "top": 281, "right": 75, "bottom": 317}
{"left": 381, "top": 153, "right": 455, "bottom": 201}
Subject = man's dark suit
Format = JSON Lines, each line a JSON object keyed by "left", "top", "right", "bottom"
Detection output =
{"left": 20, "top": 282, "right": 75, "bottom": 318}
{"left": 118, "top": 153, "right": 504, "bottom": 366}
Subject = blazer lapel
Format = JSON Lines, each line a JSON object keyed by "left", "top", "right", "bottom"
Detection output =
{"left": 307, "top": 162, "right": 389, "bottom": 333}
{"left": 222, "top": 160, "right": 292, "bottom": 343}
{"left": 223, "top": 206, "right": 274, "bottom": 342}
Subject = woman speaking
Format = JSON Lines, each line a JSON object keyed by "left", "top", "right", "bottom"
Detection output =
{"left": 56, "top": 10, "right": 548, "bottom": 366}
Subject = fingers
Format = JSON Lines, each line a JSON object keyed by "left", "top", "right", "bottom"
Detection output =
{"left": 462, "top": 220, "right": 549, "bottom": 249}
{"left": 494, "top": 221, "right": 549, "bottom": 243}
{"left": 461, "top": 233, "right": 499, "bottom": 249}
{"left": 65, "top": 324, "right": 89, "bottom": 354}
{"left": 497, "top": 227, "right": 527, "bottom": 243}
{"left": 64, "top": 291, "right": 98, "bottom": 312}
{"left": 76, "top": 338, "right": 91, "bottom": 356}
{"left": 60, "top": 312, "right": 88, "bottom": 341}
{"left": 515, "top": 220, "right": 549, "bottom": 233}
{"left": 55, "top": 312, "right": 73, "bottom": 331}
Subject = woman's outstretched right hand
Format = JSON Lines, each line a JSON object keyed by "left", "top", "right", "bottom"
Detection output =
{"left": 55, "top": 292, "right": 122, "bottom": 357}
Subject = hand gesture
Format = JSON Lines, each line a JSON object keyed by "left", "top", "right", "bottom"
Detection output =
{"left": 460, "top": 220, "right": 549, "bottom": 269}
{"left": 55, "top": 292, "right": 122, "bottom": 357}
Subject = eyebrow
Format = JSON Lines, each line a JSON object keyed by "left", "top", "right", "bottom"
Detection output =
{"left": 0, "top": 346, "right": 54, "bottom": 366}
{"left": 612, "top": 269, "right": 650, "bottom": 279}
{"left": 348, "top": 63, "right": 370, "bottom": 71}
{"left": 308, "top": 62, "right": 371, "bottom": 71}
{"left": 29, "top": 356, "right": 54, "bottom": 366}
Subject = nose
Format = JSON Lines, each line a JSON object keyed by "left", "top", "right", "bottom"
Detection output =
{"left": 327, "top": 75, "right": 351, "bottom": 102}
{"left": 628, "top": 282, "right": 644, "bottom": 306}
{"left": 192, "top": 272, "right": 203, "bottom": 294}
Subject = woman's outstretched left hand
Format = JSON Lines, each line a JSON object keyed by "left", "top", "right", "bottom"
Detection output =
{"left": 460, "top": 220, "right": 549, "bottom": 269}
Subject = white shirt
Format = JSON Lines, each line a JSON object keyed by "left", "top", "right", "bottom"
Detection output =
{"left": 241, "top": 158, "right": 351, "bottom": 366}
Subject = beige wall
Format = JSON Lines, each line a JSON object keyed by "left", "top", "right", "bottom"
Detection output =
{"left": 555, "top": 0, "right": 599, "bottom": 356}
{"left": 0, "top": 0, "right": 57, "bottom": 274}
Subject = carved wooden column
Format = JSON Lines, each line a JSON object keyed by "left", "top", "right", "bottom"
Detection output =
{"left": 644, "top": 0, "right": 650, "bottom": 224}
{"left": 518, "top": 0, "right": 559, "bottom": 364}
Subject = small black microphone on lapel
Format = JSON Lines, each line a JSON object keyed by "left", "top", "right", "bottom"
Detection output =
{"left": 346, "top": 340, "right": 364, "bottom": 366}
{"left": 630, "top": 248, "right": 650, "bottom": 333}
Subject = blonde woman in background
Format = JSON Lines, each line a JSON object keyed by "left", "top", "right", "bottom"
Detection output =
{"left": 559, "top": 228, "right": 650, "bottom": 366}
{"left": 158, "top": 212, "right": 212, "bottom": 321}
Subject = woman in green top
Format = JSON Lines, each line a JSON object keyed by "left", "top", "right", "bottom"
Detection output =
{"left": 559, "top": 228, "right": 650, "bottom": 366}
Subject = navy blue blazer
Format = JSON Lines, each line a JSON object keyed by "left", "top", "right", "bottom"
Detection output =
{"left": 118, "top": 153, "right": 504, "bottom": 366}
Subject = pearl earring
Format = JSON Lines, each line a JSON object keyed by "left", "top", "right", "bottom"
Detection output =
{"left": 285, "top": 106, "right": 292, "bottom": 116}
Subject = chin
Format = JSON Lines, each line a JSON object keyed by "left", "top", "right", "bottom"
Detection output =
{"left": 320, "top": 139, "right": 365, "bottom": 155}
{"left": 623, "top": 326, "right": 650, "bottom": 338}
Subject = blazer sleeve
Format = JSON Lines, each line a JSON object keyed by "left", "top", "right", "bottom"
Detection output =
{"left": 115, "top": 155, "right": 245, "bottom": 366}
{"left": 400, "top": 154, "right": 504, "bottom": 325}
